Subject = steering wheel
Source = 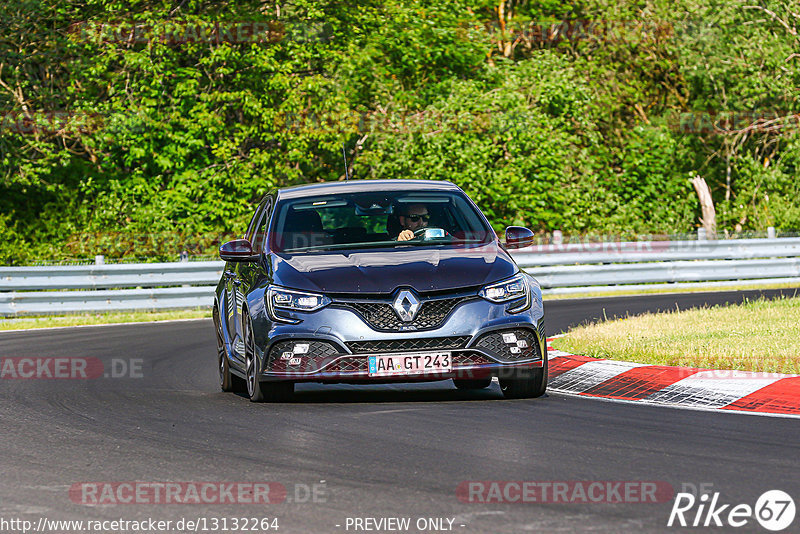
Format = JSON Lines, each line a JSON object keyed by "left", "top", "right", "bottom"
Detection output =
{"left": 413, "top": 228, "right": 428, "bottom": 238}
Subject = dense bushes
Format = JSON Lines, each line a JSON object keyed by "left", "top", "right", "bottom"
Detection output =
{"left": 1, "top": 0, "right": 798, "bottom": 263}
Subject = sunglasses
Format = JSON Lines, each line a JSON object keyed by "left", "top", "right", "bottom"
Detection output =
{"left": 405, "top": 214, "right": 430, "bottom": 222}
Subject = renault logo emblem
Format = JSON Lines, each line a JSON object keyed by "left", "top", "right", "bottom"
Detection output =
{"left": 392, "top": 290, "right": 420, "bottom": 322}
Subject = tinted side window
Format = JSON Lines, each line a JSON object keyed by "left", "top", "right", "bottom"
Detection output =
{"left": 244, "top": 202, "right": 265, "bottom": 243}
{"left": 252, "top": 197, "right": 273, "bottom": 253}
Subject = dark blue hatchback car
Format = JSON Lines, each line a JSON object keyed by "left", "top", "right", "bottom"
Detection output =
{"left": 213, "top": 180, "right": 547, "bottom": 401}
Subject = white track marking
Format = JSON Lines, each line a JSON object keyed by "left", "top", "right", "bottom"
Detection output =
{"left": 549, "top": 360, "right": 648, "bottom": 393}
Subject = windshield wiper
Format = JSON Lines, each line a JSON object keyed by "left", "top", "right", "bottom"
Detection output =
{"left": 282, "top": 238, "right": 484, "bottom": 253}
{"left": 283, "top": 240, "right": 402, "bottom": 253}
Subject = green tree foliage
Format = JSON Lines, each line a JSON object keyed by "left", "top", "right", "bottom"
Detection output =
{"left": 0, "top": 0, "right": 798, "bottom": 264}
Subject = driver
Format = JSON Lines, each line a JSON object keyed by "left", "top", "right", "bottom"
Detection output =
{"left": 396, "top": 203, "right": 429, "bottom": 241}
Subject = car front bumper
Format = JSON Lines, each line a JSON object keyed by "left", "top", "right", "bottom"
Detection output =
{"left": 255, "top": 296, "right": 546, "bottom": 383}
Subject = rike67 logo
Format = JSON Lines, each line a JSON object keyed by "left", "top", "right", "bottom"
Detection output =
{"left": 668, "top": 490, "right": 795, "bottom": 531}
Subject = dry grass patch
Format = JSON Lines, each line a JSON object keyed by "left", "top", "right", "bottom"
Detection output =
{"left": 0, "top": 309, "right": 211, "bottom": 331}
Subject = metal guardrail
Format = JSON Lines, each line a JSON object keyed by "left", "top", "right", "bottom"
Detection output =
{"left": 512, "top": 237, "right": 800, "bottom": 266}
{"left": 515, "top": 237, "right": 800, "bottom": 294}
{"left": 1, "top": 238, "right": 799, "bottom": 315}
{"left": 0, "top": 287, "right": 215, "bottom": 316}
{"left": 0, "top": 262, "right": 224, "bottom": 316}
{"left": 528, "top": 258, "right": 800, "bottom": 288}
{"left": 0, "top": 261, "right": 224, "bottom": 291}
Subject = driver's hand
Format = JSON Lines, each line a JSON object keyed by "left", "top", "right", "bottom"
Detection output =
{"left": 397, "top": 229, "right": 414, "bottom": 241}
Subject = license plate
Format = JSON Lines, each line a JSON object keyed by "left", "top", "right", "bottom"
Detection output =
{"left": 368, "top": 352, "right": 452, "bottom": 377}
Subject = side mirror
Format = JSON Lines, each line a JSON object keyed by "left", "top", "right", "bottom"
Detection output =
{"left": 219, "top": 239, "right": 258, "bottom": 262}
{"left": 504, "top": 226, "right": 535, "bottom": 249}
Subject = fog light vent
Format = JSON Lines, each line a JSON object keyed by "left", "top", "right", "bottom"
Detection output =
{"left": 475, "top": 329, "right": 540, "bottom": 361}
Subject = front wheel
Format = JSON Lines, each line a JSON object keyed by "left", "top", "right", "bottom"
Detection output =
{"left": 215, "top": 306, "right": 245, "bottom": 393}
{"left": 244, "top": 315, "right": 294, "bottom": 403}
{"left": 499, "top": 353, "right": 548, "bottom": 399}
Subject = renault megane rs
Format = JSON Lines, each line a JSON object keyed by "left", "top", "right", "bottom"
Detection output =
{"left": 213, "top": 180, "right": 547, "bottom": 402}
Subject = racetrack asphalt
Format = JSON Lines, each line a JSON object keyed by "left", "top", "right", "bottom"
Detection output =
{"left": 1, "top": 288, "right": 798, "bottom": 533}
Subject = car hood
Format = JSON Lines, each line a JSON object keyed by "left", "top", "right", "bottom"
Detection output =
{"left": 271, "top": 242, "right": 517, "bottom": 294}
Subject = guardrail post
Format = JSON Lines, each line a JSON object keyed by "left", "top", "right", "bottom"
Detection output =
{"left": 95, "top": 255, "right": 104, "bottom": 265}
{"left": 768, "top": 227, "right": 776, "bottom": 239}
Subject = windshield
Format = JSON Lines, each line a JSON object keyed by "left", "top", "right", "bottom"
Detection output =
{"left": 270, "top": 190, "right": 493, "bottom": 253}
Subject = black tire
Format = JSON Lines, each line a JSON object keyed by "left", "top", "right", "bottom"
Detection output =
{"left": 453, "top": 378, "right": 493, "bottom": 390}
{"left": 243, "top": 314, "right": 294, "bottom": 403}
{"left": 214, "top": 306, "right": 245, "bottom": 393}
{"left": 499, "top": 348, "right": 548, "bottom": 399}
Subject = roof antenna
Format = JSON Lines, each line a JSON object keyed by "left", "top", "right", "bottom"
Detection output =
{"left": 342, "top": 142, "right": 350, "bottom": 181}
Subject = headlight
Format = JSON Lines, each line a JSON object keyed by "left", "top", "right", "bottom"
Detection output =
{"left": 480, "top": 273, "right": 530, "bottom": 313}
{"left": 266, "top": 286, "right": 330, "bottom": 323}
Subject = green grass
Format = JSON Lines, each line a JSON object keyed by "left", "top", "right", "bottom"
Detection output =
{"left": 0, "top": 309, "right": 211, "bottom": 331}
{"left": 551, "top": 296, "right": 800, "bottom": 374}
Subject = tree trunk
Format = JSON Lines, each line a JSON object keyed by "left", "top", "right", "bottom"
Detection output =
{"left": 691, "top": 175, "right": 716, "bottom": 239}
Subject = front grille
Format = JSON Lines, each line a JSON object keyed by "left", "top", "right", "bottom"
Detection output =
{"left": 348, "top": 336, "right": 470, "bottom": 354}
{"left": 336, "top": 296, "right": 476, "bottom": 331}
{"left": 451, "top": 352, "right": 493, "bottom": 366}
{"left": 474, "top": 329, "right": 541, "bottom": 361}
{"left": 325, "top": 357, "right": 367, "bottom": 373}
